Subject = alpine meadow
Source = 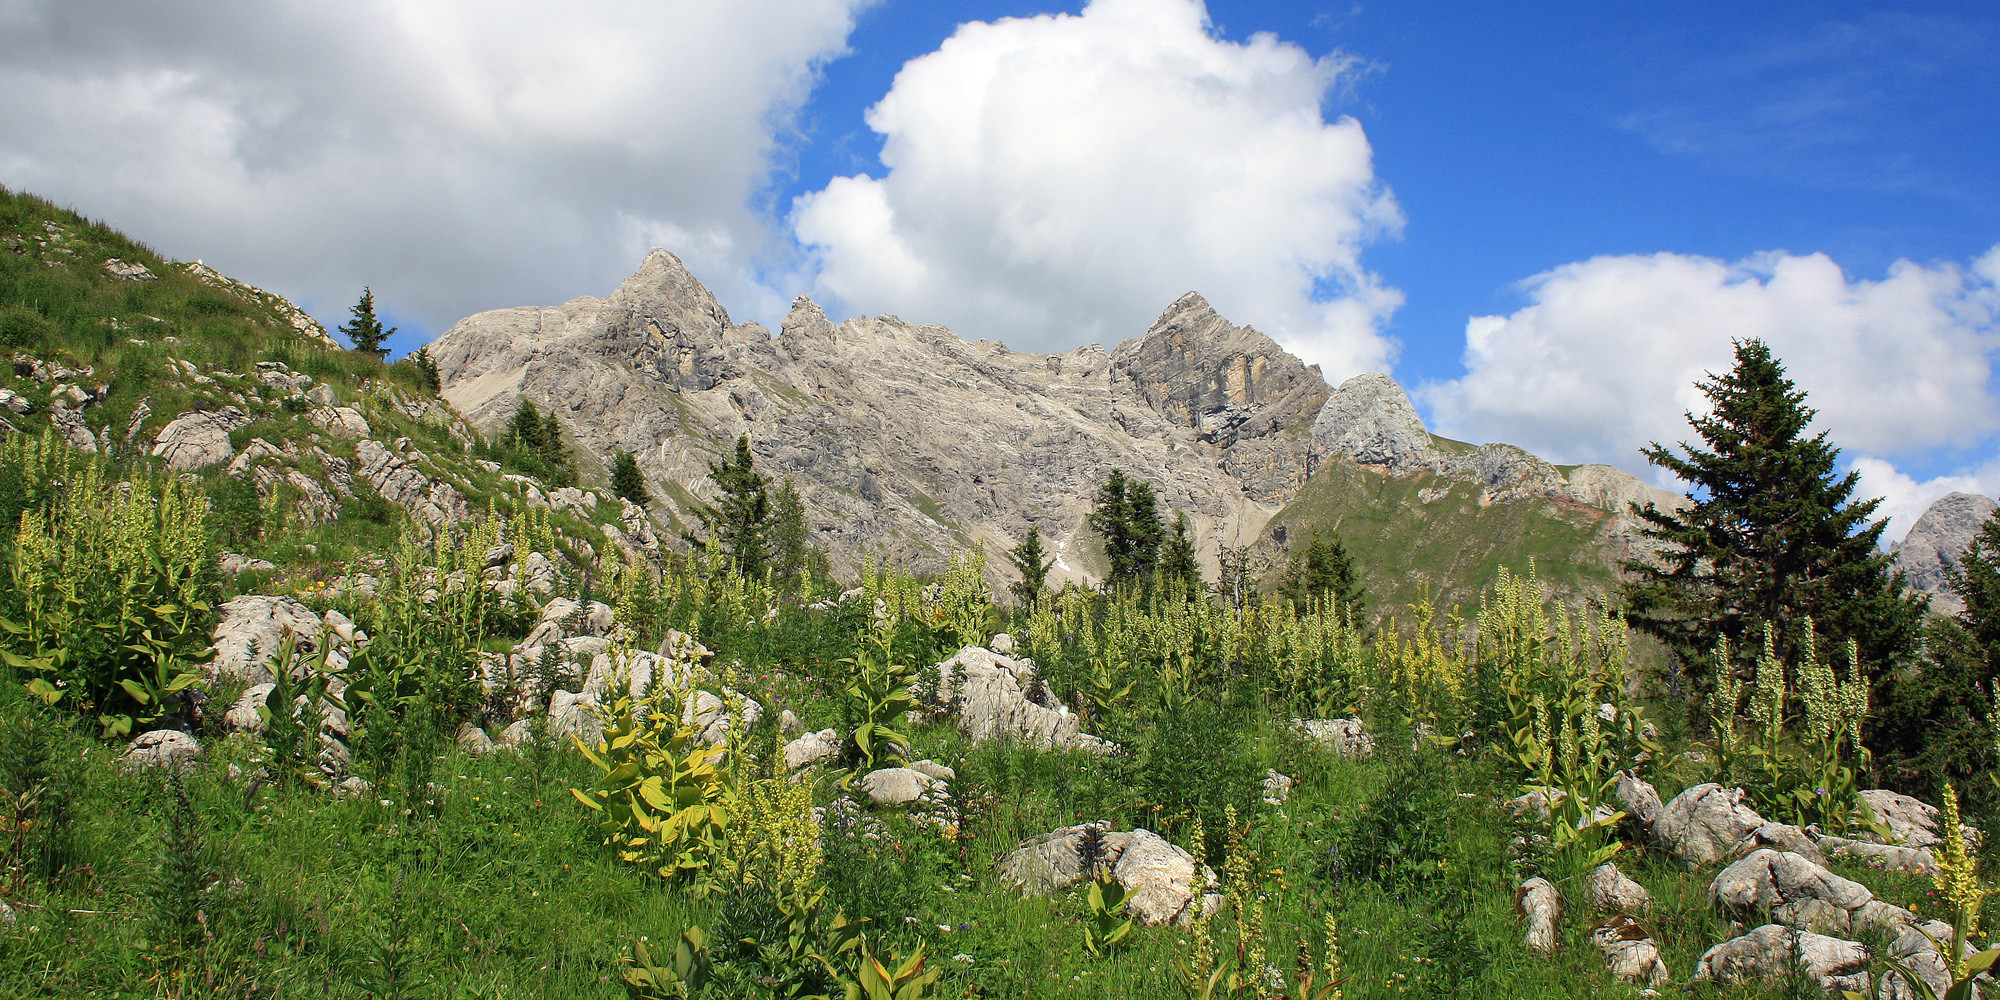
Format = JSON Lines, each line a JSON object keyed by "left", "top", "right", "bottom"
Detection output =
{"left": 2, "top": 4, "right": 2000, "bottom": 999}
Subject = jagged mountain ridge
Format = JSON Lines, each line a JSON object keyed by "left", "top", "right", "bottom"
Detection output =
{"left": 428, "top": 250, "right": 1677, "bottom": 595}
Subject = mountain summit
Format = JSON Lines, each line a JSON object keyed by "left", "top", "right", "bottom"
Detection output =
{"left": 429, "top": 252, "right": 1675, "bottom": 601}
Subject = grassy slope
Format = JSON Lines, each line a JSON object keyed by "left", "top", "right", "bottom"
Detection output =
{"left": 1261, "top": 456, "right": 1623, "bottom": 615}
{"left": 0, "top": 187, "right": 636, "bottom": 589}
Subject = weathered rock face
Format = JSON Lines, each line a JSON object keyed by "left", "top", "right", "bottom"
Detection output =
{"left": 1708, "top": 849, "right": 1911, "bottom": 936}
{"left": 931, "top": 645, "right": 1115, "bottom": 754}
{"left": 429, "top": 252, "right": 1669, "bottom": 590}
{"left": 121, "top": 730, "right": 201, "bottom": 773}
{"left": 1895, "top": 492, "right": 1996, "bottom": 614}
{"left": 152, "top": 406, "right": 252, "bottom": 471}
{"left": 1516, "top": 877, "right": 1561, "bottom": 954}
{"left": 1692, "top": 924, "right": 1870, "bottom": 994}
{"left": 997, "top": 822, "right": 1218, "bottom": 926}
{"left": 1312, "top": 373, "right": 1437, "bottom": 475}
{"left": 1618, "top": 778, "right": 1768, "bottom": 869}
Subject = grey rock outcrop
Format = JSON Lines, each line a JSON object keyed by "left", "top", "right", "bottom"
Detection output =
{"left": 1591, "top": 914, "right": 1669, "bottom": 986}
{"left": 1311, "top": 373, "right": 1436, "bottom": 474}
{"left": 931, "top": 645, "right": 1115, "bottom": 753}
{"left": 1708, "top": 849, "right": 1911, "bottom": 936}
{"left": 1858, "top": 788, "right": 1979, "bottom": 850}
{"left": 784, "top": 729, "right": 842, "bottom": 770}
{"left": 1693, "top": 924, "right": 1870, "bottom": 994}
{"left": 1516, "top": 877, "right": 1560, "bottom": 953}
{"left": 121, "top": 730, "right": 201, "bottom": 773}
{"left": 355, "top": 439, "right": 469, "bottom": 531}
{"left": 861, "top": 767, "right": 942, "bottom": 808}
{"left": 1895, "top": 492, "right": 1996, "bottom": 614}
{"left": 1617, "top": 776, "right": 1767, "bottom": 869}
{"left": 1585, "top": 863, "right": 1652, "bottom": 916}
{"left": 997, "top": 823, "right": 1218, "bottom": 926}
{"left": 209, "top": 595, "right": 333, "bottom": 685}
{"left": 152, "top": 406, "right": 251, "bottom": 471}
{"left": 1816, "top": 834, "right": 1937, "bottom": 874}
{"left": 1291, "top": 718, "right": 1375, "bottom": 759}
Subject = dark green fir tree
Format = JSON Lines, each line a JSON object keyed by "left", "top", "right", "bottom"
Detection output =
{"left": 610, "top": 452, "right": 650, "bottom": 508}
{"left": 339, "top": 287, "right": 395, "bottom": 361}
{"left": 1623, "top": 338, "right": 1924, "bottom": 697}
{"left": 1008, "top": 525, "right": 1056, "bottom": 606}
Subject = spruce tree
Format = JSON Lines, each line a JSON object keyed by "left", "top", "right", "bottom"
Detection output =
{"left": 1622, "top": 339, "right": 1923, "bottom": 693}
{"left": 537, "top": 411, "right": 576, "bottom": 489}
{"left": 610, "top": 452, "right": 650, "bottom": 508}
{"left": 1159, "top": 512, "right": 1201, "bottom": 594}
{"left": 408, "top": 346, "right": 441, "bottom": 394}
{"left": 692, "top": 435, "right": 771, "bottom": 578}
{"left": 1088, "top": 469, "right": 1165, "bottom": 587}
{"left": 1279, "top": 530, "right": 1365, "bottom": 620}
{"left": 1008, "top": 525, "right": 1056, "bottom": 606}
{"left": 769, "top": 478, "right": 823, "bottom": 590}
{"left": 339, "top": 287, "right": 395, "bottom": 361}
{"left": 507, "top": 398, "right": 546, "bottom": 452}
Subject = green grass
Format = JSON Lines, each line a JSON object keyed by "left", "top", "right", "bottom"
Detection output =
{"left": 1263, "top": 456, "right": 1623, "bottom": 614}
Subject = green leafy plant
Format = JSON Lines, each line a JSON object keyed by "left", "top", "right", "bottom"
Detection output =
{"left": 1709, "top": 620, "right": 1874, "bottom": 832}
{"left": 622, "top": 926, "right": 714, "bottom": 1000}
{"left": 1080, "top": 871, "right": 1134, "bottom": 958}
{"left": 0, "top": 450, "right": 216, "bottom": 734}
{"left": 838, "top": 632, "right": 916, "bottom": 776}
{"left": 571, "top": 683, "right": 733, "bottom": 893}
{"left": 844, "top": 939, "right": 942, "bottom": 1000}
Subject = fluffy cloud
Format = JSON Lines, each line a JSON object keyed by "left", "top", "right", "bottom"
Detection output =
{"left": 791, "top": 0, "right": 1402, "bottom": 376}
{"left": 0, "top": 0, "right": 869, "bottom": 341}
{"left": 1419, "top": 247, "right": 2000, "bottom": 488}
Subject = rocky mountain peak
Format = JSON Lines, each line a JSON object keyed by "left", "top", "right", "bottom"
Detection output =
{"left": 1895, "top": 491, "right": 1997, "bottom": 614}
{"left": 616, "top": 248, "right": 731, "bottom": 331}
{"left": 1311, "top": 373, "right": 1437, "bottom": 474}
{"left": 1112, "top": 292, "right": 1328, "bottom": 447}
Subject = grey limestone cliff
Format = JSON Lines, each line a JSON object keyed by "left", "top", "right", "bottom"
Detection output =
{"left": 428, "top": 251, "right": 1672, "bottom": 590}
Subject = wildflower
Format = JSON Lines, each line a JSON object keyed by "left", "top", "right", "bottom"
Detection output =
{"left": 1933, "top": 783, "right": 1987, "bottom": 978}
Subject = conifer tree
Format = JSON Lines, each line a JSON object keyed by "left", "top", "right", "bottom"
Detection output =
{"left": 339, "top": 287, "right": 394, "bottom": 360}
{"left": 1008, "top": 525, "right": 1055, "bottom": 606}
{"left": 769, "top": 478, "right": 824, "bottom": 590}
{"left": 507, "top": 398, "right": 546, "bottom": 452}
{"left": 692, "top": 435, "right": 771, "bottom": 578}
{"left": 1279, "top": 530, "right": 1365, "bottom": 620}
{"left": 408, "top": 346, "right": 441, "bottom": 394}
{"left": 1088, "top": 469, "right": 1165, "bottom": 587}
{"left": 610, "top": 452, "right": 650, "bottom": 508}
{"left": 1160, "top": 512, "right": 1202, "bottom": 594}
{"left": 1623, "top": 338, "right": 1923, "bottom": 692}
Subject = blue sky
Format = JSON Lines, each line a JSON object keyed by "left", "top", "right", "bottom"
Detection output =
{"left": 2, "top": 0, "right": 1996, "bottom": 536}
{"left": 777, "top": 0, "right": 1999, "bottom": 386}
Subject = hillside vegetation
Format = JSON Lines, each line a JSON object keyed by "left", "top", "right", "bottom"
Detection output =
{"left": 0, "top": 190, "right": 1994, "bottom": 1000}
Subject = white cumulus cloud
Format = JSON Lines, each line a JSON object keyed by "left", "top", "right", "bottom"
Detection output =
{"left": 1419, "top": 246, "right": 2000, "bottom": 488}
{"left": 790, "top": 0, "right": 1403, "bottom": 377}
{"left": 0, "top": 0, "right": 870, "bottom": 341}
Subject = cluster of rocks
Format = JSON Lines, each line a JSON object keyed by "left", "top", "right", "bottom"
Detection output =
{"left": 1511, "top": 773, "right": 1983, "bottom": 996}
{"left": 926, "top": 641, "right": 1117, "bottom": 754}
{"left": 10, "top": 351, "right": 109, "bottom": 450}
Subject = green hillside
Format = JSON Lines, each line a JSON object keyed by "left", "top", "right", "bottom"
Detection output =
{"left": 1259, "top": 455, "right": 1625, "bottom": 615}
{"left": 0, "top": 186, "right": 632, "bottom": 588}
